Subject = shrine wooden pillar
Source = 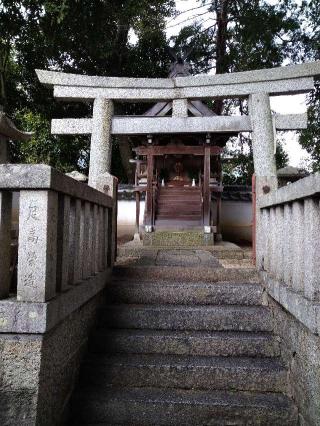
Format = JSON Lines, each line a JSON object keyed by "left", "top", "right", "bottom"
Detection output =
{"left": 203, "top": 145, "right": 211, "bottom": 233}
{"left": 135, "top": 191, "right": 140, "bottom": 234}
{"left": 216, "top": 193, "right": 222, "bottom": 241}
{"left": 145, "top": 151, "right": 154, "bottom": 232}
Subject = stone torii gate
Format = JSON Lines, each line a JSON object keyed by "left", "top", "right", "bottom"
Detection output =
{"left": 37, "top": 61, "right": 320, "bottom": 232}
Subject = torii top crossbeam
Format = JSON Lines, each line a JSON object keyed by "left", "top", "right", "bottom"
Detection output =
{"left": 37, "top": 61, "right": 320, "bottom": 190}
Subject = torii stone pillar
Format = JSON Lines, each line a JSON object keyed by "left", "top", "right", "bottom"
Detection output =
{"left": 249, "top": 93, "right": 278, "bottom": 196}
{"left": 249, "top": 93, "right": 278, "bottom": 268}
{"left": 88, "top": 98, "right": 114, "bottom": 189}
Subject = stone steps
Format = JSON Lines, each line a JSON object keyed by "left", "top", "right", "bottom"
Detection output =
{"left": 112, "top": 266, "right": 259, "bottom": 282}
{"left": 91, "top": 329, "right": 280, "bottom": 358}
{"left": 80, "top": 354, "right": 287, "bottom": 393}
{"left": 106, "top": 280, "right": 264, "bottom": 306}
{"left": 68, "top": 249, "right": 297, "bottom": 424}
{"left": 70, "top": 387, "right": 297, "bottom": 425}
{"left": 102, "top": 304, "right": 272, "bottom": 332}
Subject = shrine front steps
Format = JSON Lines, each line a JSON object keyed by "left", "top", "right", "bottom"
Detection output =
{"left": 69, "top": 262, "right": 298, "bottom": 425}
{"left": 142, "top": 230, "right": 214, "bottom": 246}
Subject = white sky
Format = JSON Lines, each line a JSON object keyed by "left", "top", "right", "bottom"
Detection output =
{"left": 168, "top": 0, "right": 311, "bottom": 167}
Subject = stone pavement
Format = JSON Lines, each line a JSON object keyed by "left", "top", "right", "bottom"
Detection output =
{"left": 116, "top": 248, "right": 222, "bottom": 267}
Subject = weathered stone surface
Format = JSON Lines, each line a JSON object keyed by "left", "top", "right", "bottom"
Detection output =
{"left": 106, "top": 280, "right": 263, "bottom": 306}
{"left": 81, "top": 354, "right": 287, "bottom": 393}
{"left": 0, "top": 390, "right": 38, "bottom": 425}
{"left": 17, "top": 190, "right": 58, "bottom": 302}
{"left": 120, "top": 249, "right": 220, "bottom": 267}
{"left": 103, "top": 304, "right": 273, "bottom": 332}
{"left": 0, "top": 269, "right": 110, "bottom": 333}
{"left": 0, "top": 191, "right": 12, "bottom": 299}
{"left": 302, "top": 198, "right": 320, "bottom": 301}
{"left": 56, "top": 194, "right": 71, "bottom": 292}
{"left": 113, "top": 264, "right": 259, "bottom": 283}
{"left": 88, "top": 99, "right": 113, "bottom": 188}
{"left": 143, "top": 230, "right": 214, "bottom": 247}
{"left": 0, "top": 288, "right": 105, "bottom": 426}
{"left": 52, "top": 77, "right": 315, "bottom": 101}
{"left": 275, "top": 113, "right": 308, "bottom": 130}
{"left": 96, "top": 172, "right": 118, "bottom": 267}
{"left": 259, "top": 172, "right": 320, "bottom": 209}
{"left": 93, "top": 329, "right": 279, "bottom": 358}
{"left": 65, "top": 170, "right": 88, "bottom": 182}
{"left": 51, "top": 113, "right": 307, "bottom": 136}
{"left": 0, "top": 334, "right": 42, "bottom": 391}
{"left": 112, "top": 115, "right": 252, "bottom": 135}
{"left": 71, "top": 387, "right": 297, "bottom": 425}
{"left": 36, "top": 61, "right": 320, "bottom": 89}
{"left": 172, "top": 99, "right": 188, "bottom": 117}
{"left": 0, "top": 164, "right": 113, "bottom": 208}
{"left": 260, "top": 271, "right": 320, "bottom": 335}
{"left": 36, "top": 290, "right": 105, "bottom": 425}
{"left": 249, "top": 93, "right": 277, "bottom": 180}
{"left": 269, "top": 296, "right": 320, "bottom": 426}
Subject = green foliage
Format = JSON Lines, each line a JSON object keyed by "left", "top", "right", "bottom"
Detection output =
{"left": 298, "top": 1, "right": 320, "bottom": 170}
{"left": 1, "top": 0, "right": 318, "bottom": 183}
{"left": 9, "top": 109, "right": 90, "bottom": 173}
{"left": 300, "top": 83, "right": 320, "bottom": 172}
{"left": 1, "top": 0, "right": 174, "bottom": 180}
{"left": 171, "top": 0, "right": 302, "bottom": 183}
{"left": 222, "top": 135, "right": 289, "bottom": 186}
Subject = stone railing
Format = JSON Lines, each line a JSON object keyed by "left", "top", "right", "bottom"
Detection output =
{"left": 257, "top": 173, "right": 320, "bottom": 334}
{"left": 0, "top": 164, "right": 117, "bottom": 333}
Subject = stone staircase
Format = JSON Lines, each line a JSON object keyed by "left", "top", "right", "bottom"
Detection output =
{"left": 69, "top": 250, "right": 298, "bottom": 425}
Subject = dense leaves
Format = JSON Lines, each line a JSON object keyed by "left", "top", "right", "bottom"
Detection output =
{"left": 1, "top": 0, "right": 319, "bottom": 181}
{"left": 0, "top": 0, "right": 174, "bottom": 176}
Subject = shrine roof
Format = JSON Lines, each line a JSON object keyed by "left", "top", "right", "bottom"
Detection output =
{"left": 0, "top": 112, "right": 33, "bottom": 141}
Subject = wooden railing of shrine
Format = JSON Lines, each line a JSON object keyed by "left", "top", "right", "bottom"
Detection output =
{"left": 257, "top": 173, "right": 320, "bottom": 334}
{"left": 0, "top": 164, "right": 117, "bottom": 333}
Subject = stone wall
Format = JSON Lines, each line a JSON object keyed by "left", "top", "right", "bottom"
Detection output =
{"left": 268, "top": 296, "right": 320, "bottom": 425}
{"left": 0, "top": 290, "right": 104, "bottom": 426}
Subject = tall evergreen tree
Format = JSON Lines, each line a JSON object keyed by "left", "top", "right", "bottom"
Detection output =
{"left": 170, "top": 0, "right": 304, "bottom": 183}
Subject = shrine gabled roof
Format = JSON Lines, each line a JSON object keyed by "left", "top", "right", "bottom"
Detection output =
{"left": 0, "top": 112, "right": 33, "bottom": 141}
{"left": 143, "top": 100, "right": 216, "bottom": 118}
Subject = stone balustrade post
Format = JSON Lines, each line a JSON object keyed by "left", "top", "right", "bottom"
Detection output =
{"left": 97, "top": 172, "right": 118, "bottom": 268}
{"left": 17, "top": 190, "right": 58, "bottom": 302}
{"left": 57, "top": 194, "right": 70, "bottom": 292}
{"left": 88, "top": 98, "right": 114, "bottom": 189}
{"left": 0, "top": 191, "right": 12, "bottom": 298}
{"left": 303, "top": 198, "right": 320, "bottom": 300}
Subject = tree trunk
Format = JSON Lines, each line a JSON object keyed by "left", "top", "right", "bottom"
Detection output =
{"left": 213, "top": 0, "right": 229, "bottom": 115}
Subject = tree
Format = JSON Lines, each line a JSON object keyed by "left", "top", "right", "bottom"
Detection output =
{"left": 299, "top": 0, "right": 320, "bottom": 171}
{"left": 170, "top": 0, "right": 306, "bottom": 182}
{"left": 1, "top": 0, "right": 175, "bottom": 178}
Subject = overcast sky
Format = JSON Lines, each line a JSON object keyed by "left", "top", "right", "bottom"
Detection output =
{"left": 169, "top": 0, "right": 310, "bottom": 167}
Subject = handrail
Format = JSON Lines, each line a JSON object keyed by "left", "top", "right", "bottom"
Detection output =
{"left": 0, "top": 164, "right": 117, "bottom": 304}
